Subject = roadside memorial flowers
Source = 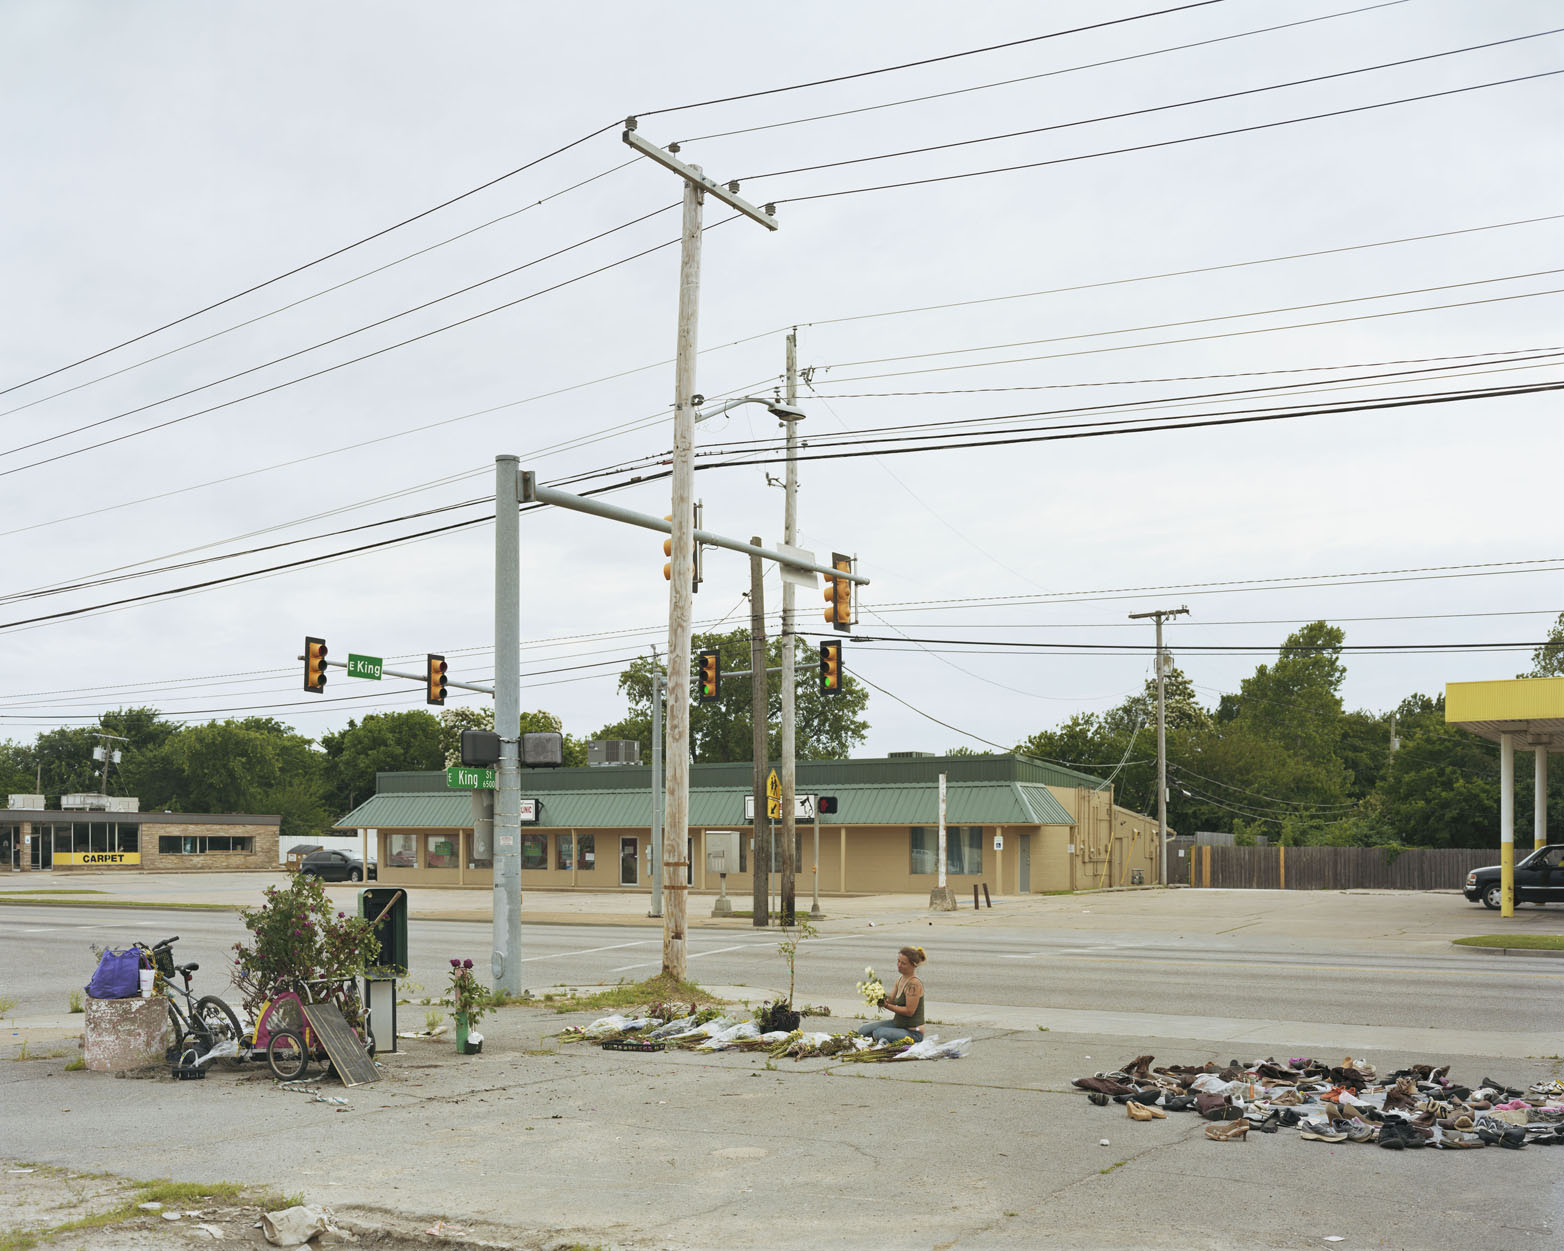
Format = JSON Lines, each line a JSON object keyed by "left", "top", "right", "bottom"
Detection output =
{"left": 446, "top": 958, "right": 490, "bottom": 1027}
{"left": 855, "top": 966, "right": 885, "bottom": 1010}
{"left": 560, "top": 1012, "right": 969, "bottom": 1062}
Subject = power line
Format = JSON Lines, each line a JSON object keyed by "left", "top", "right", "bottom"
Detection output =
{"left": 771, "top": 69, "right": 1564, "bottom": 205}
{"left": 747, "top": 29, "right": 1564, "bottom": 183}
{"left": 674, "top": 1, "right": 1407, "bottom": 144}
{"left": 0, "top": 121, "right": 620, "bottom": 400}
{"left": 636, "top": 0, "right": 1234, "bottom": 118}
{"left": 0, "top": 158, "right": 641, "bottom": 424}
{"left": 0, "top": 202, "right": 680, "bottom": 461}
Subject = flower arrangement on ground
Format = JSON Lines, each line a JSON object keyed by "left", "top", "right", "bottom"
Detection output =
{"left": 855, "top": 966, "right": 885, "bottom": 1010}
{"left": 446, "top": 958, "right": 490, "bottom": 1027}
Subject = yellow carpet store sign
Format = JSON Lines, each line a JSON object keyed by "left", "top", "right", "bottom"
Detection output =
{"left": 58, "top": 851, "right": 141, "bottom": 867}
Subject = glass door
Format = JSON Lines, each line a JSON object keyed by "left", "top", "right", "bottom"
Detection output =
{"left": 619, "top": 837, "right": 638, "bottom": 886}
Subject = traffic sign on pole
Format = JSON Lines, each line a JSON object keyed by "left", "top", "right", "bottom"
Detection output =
{"left": 346, "top": 654, "right": 383, "bottom": 680}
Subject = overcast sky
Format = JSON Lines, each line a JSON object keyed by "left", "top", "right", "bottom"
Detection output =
{"left": 2, "top": 0, "right": 1560, "bottom": 770}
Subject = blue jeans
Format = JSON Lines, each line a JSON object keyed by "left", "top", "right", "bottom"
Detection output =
{"left": 857, "top": 1021, "right": 921, "bottom": 1044}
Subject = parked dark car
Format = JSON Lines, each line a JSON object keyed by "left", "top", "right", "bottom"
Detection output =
{"left": 1464, "top": 844, "right": 1564, "bottom": 909}
{"left": 298, "top": 849, "right": 376, "bottom": 883}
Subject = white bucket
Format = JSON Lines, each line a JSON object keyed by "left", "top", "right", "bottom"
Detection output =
{"left": 139, "top": 967, "right": 155, "bottom": 998}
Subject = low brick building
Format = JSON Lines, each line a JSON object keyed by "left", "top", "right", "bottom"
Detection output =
{"left": 0, "top": 808, "right": 280, "bottom": 873}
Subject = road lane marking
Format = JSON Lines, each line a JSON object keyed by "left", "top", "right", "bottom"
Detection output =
{"left": 608, "top": 941, "right": 767, "bottom": 972}
{"left": 518, "top": 940, "right": 650, "bottom": 964}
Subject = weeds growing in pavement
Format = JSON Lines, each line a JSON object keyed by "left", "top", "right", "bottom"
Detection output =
{"left": 545, "top": 974, "right": 723, "bottom": 1014}
{"left": 67, "top": 989, "right": 83, "bottom": 1014}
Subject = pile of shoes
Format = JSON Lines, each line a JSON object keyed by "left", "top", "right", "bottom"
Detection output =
{"left": 1073, "top": 1053, "right": 1564, "bottom": 1150}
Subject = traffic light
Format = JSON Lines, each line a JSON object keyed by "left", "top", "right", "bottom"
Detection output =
{"left": 303, "top": 636, "right": 328, "bottom": 693}
{"left": 823, "top": 552, "right": 852, "bottom": 631}
{"left": 819, "top": 639, "right": 842, "bottom": 695}
{"left": 662, "top": 502, "right": 704, "bottom": 592}
{"left": 426, "top": 654, "right": 448, "bottom": 705}
{"left": 697, "top": 649, "right": 721, "bottom": 702}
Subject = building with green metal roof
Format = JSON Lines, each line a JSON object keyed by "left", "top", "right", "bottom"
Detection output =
{"left": 337, "top": 752, "right": 1161, "bottom": 896}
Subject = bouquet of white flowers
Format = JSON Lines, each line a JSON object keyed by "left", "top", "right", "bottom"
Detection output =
{"left": 855, "top": 966, "right": 885, "bottom": 1011}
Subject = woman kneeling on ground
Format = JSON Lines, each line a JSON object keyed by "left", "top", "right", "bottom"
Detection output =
{"left": 857, "top": 946, "right": 926, "bottom": 1044}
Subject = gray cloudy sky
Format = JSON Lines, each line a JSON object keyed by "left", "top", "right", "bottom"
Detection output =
{"left": 2, "top": 0, "right": 1560, "bottom": 763}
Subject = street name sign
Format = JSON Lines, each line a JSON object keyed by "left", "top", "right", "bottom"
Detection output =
{"left": 447, "top": 766, "right": 495, "bottom": 789}
{"left": 346, "top": 654, "right": 383, "bottom": 680}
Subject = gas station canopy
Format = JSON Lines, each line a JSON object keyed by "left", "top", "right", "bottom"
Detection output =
{"left": 1445, "top": 676, "right": 1564, "bottom": 748}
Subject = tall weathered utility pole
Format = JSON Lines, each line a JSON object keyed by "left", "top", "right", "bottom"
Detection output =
{"left": 749, "top": 542, "right": 769, "bottom": 927}
{"left": 623, "top": 123, "right": 779, "bottom": 979}
{"left": 649, "top": 649, "right": 664, "bottom": 918}
{"left": 777, "top": 329, "right": 800, "bottom": 925}
{"left": 1128, "top": 605, "right": 1189, "bottom": 888}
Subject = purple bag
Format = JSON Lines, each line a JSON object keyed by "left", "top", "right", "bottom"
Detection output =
{"left": 86, "top": 947, "right": 144, "bottom": 1000}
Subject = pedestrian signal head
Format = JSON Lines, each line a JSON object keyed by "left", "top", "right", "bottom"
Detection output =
{"left": 304, "top": 636, "right": 328, "bottom": 693}
{"left": 426, "top": 654, "right": 448, "bottom": 705}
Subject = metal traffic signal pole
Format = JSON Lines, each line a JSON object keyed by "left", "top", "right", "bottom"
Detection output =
{"left": 623, "top": 123, "right": 779, "bottom": 980}
{"left": 749, "top": 541, "right": 769, "bottom": 928}
{"left": 1128, "top": 605, "right": 1188, "bottom": 888}
{"left": 493, "top": 454, "right": 523, "bottom": 995}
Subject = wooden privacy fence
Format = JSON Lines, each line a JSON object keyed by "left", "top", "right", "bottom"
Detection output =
{"left": 1186, "top": 845, "right": 1496, "bottom": 891}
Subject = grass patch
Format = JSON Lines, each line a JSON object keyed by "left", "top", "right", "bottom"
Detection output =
{"left": 67, "top": 990, "right": 83, "bottom": 1015}
{"left": 1, "top": 1177, "right": 285, "bottom": 1249}
{"left": 1453, "top": 934, "right": 1564, "bottom": 950}
{"left": 0, "top": 996, "right": 14, "bottom": 1016}
{"left": 545, "top": 974, "right": 725, "bottom": 1015}
{"left": 1099, "top": 1159, "right": 1128, "bottom": 1175}
{"left": 0, "top": 889, "right": 109, "bottom": 895}
{"left": 64, "top": 1057, "right": 85, "bottom": 1072}
{"left": 0, "top": 898, "right": 235, "bottom": 912}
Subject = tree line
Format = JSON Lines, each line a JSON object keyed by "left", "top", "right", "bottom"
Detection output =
{"left": 2, "top": 617, "right": 1556, "bottom": 849}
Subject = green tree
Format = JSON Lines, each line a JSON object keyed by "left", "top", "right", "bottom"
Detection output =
{"left": 602, "top": 631, "right": 869, "bottom": 764}
{"left": 1521, "top": 611, "right": 1564, "bottom": 677}
{"left": 320, "top": 711, "right": 444, "bottom": 815}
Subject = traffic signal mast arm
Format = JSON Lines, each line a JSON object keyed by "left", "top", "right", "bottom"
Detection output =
{"left": 521, "top": 473, "right": 870, "bottom": 589}
{"left": 296, "top": 648, "right": 495, "bottom": 695}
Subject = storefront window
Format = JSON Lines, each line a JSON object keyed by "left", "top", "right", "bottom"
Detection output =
{"left": 578, "top": 834, "right": 594, "bottom": 869}
{"left": 521, "top": 834, "right": 546, "bottom": 870}
{"left": 425, "top": 834, "right": 458, "bottom": 869}
{"left": 90, "top": 823, "right": 109, "bottom": 853}
{"left": 910, "top": 827, "right": 981, "bottom": 875}
{"left": 556, "top": 833, "right": 573, "bottom": 870}
{"left": 388, "top": 834, "right": 418, "bottom": 867}
{"left": 117, "top": 826, "right": 139, "bottom": 853}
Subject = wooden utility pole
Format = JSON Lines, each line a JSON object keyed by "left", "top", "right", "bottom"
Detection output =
{"left": 621, "top": 124, "right": 779, "bottom": 981}
{"left": 1128, "top": 605, "right": 1189, "bottom": 887}
{"left": 750, "top": 544, "right": 769, "bottom": 927}
{"left": 778, "top": 329, "right": 799, "bottom": 925}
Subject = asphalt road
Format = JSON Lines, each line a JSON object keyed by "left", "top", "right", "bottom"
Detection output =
{"left": 7, "top": 903, "right": 1561, "bottom": 1039}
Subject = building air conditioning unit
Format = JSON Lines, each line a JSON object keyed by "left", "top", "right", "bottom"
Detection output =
{"left": 588, "top": 739, "right": 642, "bottom": 766}
{"left": 104, "top": 796, "right": 140, "bottom": 813}
{"left": 7, "top": 794, "right": 45, "bottom": 810}
{"left": 61, "top": 793, "right": 112, "bottom": 811}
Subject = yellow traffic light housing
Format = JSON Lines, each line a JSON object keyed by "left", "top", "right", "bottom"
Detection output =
{"left": 823, "top": 552, "right": 852, "bottom": 631}
{"left": 426, "top": 654, "right": 448, "bottom": 705}
{"left": 819, "top": 639, "right": 842, "bottom": 695}
{"left": 697, "top": 649, "right": 721, "bottom": 703}
{"left": 662, "top": 503, "right": 704, "bottom": 591}
{"left": 303, "top": 636, "right": 328, "bottom": 693}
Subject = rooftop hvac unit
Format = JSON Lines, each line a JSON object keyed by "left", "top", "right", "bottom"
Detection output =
{"left": 7, "top": 794, "right": 45, "bottom": 810}
{"left": 104, "top": 796, "right": 140, "bottom": 813}
{"left": 61, "top": 792, "right": 111, "bottom": 811}
{"left": 887, "top": 751, "right": 935, "bottom": 759}
{"left": 588, "top": 739, "right": 642, "bottom": 766}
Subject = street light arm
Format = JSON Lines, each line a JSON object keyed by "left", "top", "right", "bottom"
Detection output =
{"left": 694, "top": 395, "right": 805, "bottom": 424}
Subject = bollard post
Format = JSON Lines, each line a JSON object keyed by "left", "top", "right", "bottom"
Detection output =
{"left": 972, "top": 885, "right": 979, "bottom": 910}
{"left": 983, "top": 883, "right": 992, "bottom": 908}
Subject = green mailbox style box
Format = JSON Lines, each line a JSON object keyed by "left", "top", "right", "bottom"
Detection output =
{"left": 358, "top": 887, "right": 409, "bottom": 975}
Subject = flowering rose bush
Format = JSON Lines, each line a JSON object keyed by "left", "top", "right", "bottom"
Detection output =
{"left": 855, "top": 966, "right": 885, "bottom": 1010}
{"left": 231, "top": 872, "right": 379, "bottom": 1020}
{"left": 446, "top": 958, "right": 490, "bottom": 1026}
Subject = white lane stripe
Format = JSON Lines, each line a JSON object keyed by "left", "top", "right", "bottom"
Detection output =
{"left": 608, "top": 941, "right": 765, "bottom": 973}
{"left": 518, "top": 939, "right": 650, "bottom": 964}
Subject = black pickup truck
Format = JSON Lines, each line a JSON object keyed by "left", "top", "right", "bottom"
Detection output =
{"left": 1464, "top": 844, "right": 1564, "bottom": 909}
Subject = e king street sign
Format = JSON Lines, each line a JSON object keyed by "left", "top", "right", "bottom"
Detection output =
{"left": 446, "top": 766, "right": 496, "bottom": 789}
{"left": 346, "top": 654, "right": 383, "bottom": 680}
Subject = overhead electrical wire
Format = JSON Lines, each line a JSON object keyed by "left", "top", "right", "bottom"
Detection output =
{"left": 770, "top": 69, "right": 1564, "bottom": 204}
{"left": 636, "top": 0, "right": 1235, "bottom": 118}
{"left": 674, "top": 1, "right": 1407, "bottom": 144}
{"left": 743, "top": 28, "right": 1564, "bottom": 182}
{"left": 0, "top": 158, "right": 642, "bottom": 423}
{"left": 0, "top": 201, "right": 681, "bottom": 461}
{"left": 0, "top": 121, "right": 622, "bottom": 400}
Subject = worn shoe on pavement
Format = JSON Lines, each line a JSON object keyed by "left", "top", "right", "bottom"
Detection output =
{"left": 1204, "top": 1120, "right": 1249, "bottom": 1142}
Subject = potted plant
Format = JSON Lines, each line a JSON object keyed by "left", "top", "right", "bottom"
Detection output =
{"left": 446, "top": 958, "right": 489, "bottom": 1054}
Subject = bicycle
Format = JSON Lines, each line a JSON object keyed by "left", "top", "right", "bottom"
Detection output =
{"left": 136, "top": 935, "right": 244, "bottom": 1062}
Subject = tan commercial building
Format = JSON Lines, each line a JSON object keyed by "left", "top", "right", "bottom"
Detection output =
{"left": 0, "top": 808, "right": 280, "bottom": 873}
{"left": 338, "top": 753, "right": 1161, "bottom": 895}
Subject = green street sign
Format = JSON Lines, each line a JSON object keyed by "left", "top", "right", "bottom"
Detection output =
{"left": 346, "top": 654, "right": 383, "bottom": 680}
{"left": 446, "top": 766, "right": 495, "bottom": 790}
